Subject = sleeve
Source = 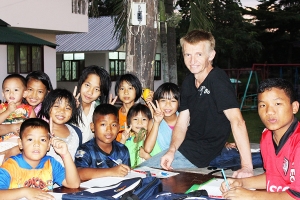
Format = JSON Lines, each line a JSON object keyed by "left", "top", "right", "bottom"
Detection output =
{"left": 178, "top": 74, "right": 192, "bottom": 112}
{"left": 74, "top": 145, "right": 92, "bottom": 168}
{"left": 50, "top": 157, "right": 66, "bottom": 186}
{"left": 211, "top": 70, "right": 239, "bottom": 112}
{"left": 0, "top": 168, "right": 11, "bottom": 189}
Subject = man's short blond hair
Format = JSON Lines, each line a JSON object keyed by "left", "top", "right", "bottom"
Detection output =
{"left": 180, "top": 29, "right": 215, "bottom": 53}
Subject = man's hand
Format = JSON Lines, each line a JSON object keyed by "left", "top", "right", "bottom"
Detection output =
{"left": 232, "top": 167, "right": 253, "bottom": 178}
{"left": 160, "top": 149, "right": 175, "bottom": 170}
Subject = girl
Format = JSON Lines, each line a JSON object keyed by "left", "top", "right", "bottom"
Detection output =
{"left": 38, "top": 88, "right": 82, "bottom": 165}
{"left": 114, "top": 74, "right": 142, "bottom": 142}
{"left": 76, "top": 65, "right": 111, "bottom": 143}
{"left": 144, "top": 82, "right": 180, "bottom": 155}
{"left": 121, "top": 103, "right": 160, "bottom": 168}
{"left": 25, "top": 71, "right": 53, "bottom": 115}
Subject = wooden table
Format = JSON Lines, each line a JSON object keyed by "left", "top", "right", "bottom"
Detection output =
{"left": 54, "top": 171, "right": 217, "bottom": 194}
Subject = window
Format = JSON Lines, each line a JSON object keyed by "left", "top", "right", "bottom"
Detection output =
{"left": 109, "top": 52, "right": 161, "bottom": 81}
{"left": 7, "top": 44, "right": 43, "bottom": 73}
{"left": 57, "top": 53, "right": 84, "bottom": 81}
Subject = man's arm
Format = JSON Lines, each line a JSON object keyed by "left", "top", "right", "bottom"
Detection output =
{"left": 224, "top": 108, "right": 253, "bottom": 178}
{"left": 160, "top": 109, "right": 190, "bottom": 170}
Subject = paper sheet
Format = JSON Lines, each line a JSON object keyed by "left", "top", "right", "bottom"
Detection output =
{"left": 133, "top": 166, "right": 179, "bottom": 178}
{"left": 198, "top": 178, "right": 223, "bottom": 198}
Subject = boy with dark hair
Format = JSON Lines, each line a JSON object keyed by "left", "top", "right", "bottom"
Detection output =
{"left": 0, "top": 118, "right": 80, "bottom": 199}
{"left": 75, "top": 104, "right": 130, "bottom": 181}
{"left": 221, "top": 78, "right": 300, "bottom": 199}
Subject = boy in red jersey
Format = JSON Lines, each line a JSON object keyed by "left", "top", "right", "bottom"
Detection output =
{"left": 221, "top": 78, "right": 300, "bottom": 200}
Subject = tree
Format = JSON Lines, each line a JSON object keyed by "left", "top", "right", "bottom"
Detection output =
{"left": 244, "top": 0, "right": 300, "bottom": 64}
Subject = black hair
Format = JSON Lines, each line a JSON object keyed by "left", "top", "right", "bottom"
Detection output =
{"left": 126, "top": 103, "right": 152, "bottom": 125}
{"left": 115, "top": 74, "right": 142, "bottom": 102}
{"left": 25, "top": 71, "right": 53, "bottom": 91}
{"left": 20, "top": 118, "right": 50, "bottom": 139}
{"left": 38, "top": 88, "right": 81, "bottom": 125}
{"left": 93, "top": 104, "right": 119, "bottom": 122}
{"left": 77, "top": 65, "right": 111, "bottom": 104}
{"left": 153, "top": 82, "right": 180, "bottom": 105}
{"left": 258, "top": 78, "right": 296, "bottom": 103}
{"left": 2, "top": 74, "right": 26, "bottom": 89}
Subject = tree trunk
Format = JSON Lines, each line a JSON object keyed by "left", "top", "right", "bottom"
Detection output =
{"left": 160, "top": 0, "right": 169, "bottom": 82}
{"left": 165, "top": 0, "right": 177, "bottom": 84}
{"left": 126, "top": 0, "right": 158, "bottom": 90}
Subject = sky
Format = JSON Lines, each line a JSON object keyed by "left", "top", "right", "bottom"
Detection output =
{"left": 240, "top": 0, "right": 259, "bottom": 7}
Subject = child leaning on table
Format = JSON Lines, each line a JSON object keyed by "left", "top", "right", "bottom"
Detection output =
{"left": 0, "top": 118, "right": 80, "bottom": 200}
{"left": 75, "top": 104, "right": 131, "bottom": 181}
{"left": 221, "top": 78, "right": 300, "bottom": 200}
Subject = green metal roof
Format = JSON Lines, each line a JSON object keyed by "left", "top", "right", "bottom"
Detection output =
{"left": 0, "top": 20, "right": 56, "bottom": 48}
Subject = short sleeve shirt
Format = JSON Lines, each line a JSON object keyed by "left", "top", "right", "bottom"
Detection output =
{"left": 178, "top": 68, "right": 239, "bottom": 167}
{"left": 260, "top": 118, "right": 300, "bottom": 199}
{"left": 75, "top": 139, "right": 130, "bottom": 168}
{"left": 0, "top": 154, "right": 65, "bottom": 190}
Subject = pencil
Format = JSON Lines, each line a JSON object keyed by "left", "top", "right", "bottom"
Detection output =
{"left": 221, "top": 168, "right": 230, "bottom": 190}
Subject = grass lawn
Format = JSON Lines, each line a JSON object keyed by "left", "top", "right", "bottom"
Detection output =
{"left": 228, "top": 110, "right": 300, "bottom": 143}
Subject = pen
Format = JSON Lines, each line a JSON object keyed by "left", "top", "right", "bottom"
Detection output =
{"left": 221, "top": 169, "right": 230, "bottom": 190}
{"left": 108, "top": 156, "right": 122, "bottom": 165}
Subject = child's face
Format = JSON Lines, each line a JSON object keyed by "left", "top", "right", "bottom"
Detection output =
{"left": 18, "top": 127, "right": 50, "bottom": 167}
{"left": 118, "top": 81, "right": 136, "bottom": 104}
{"left": 80, "top": 74, "right": 101, "bottom": 105}
{"left": 26, "top": 79, "right": 48, "bottom": 108}
{"left": 49, "top": 98, "right": 72, "bottom": 125}
{"left": 91, "top": 114, "right": 119, "bottom": 145}
{"left": 158, "top": 93, "right": 178, "bottom": 117}
{"left": 258, "top": 87, "right": 299, "bottom": 136}
{"left": 2, "top": 78, "right": 26, "bottom": 105}
{"left": 130, "top": 112, "right": 149, "bottom": 133}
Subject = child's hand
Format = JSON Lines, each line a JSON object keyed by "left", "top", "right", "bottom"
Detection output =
{"left": 120, "top": 122, "right": 132, "bottom": 144}
{"left": 148, "top": 100, "right": 164, "bottom": 123}
{"left": 111, "top": 164, "right": 131, "bottom": 177}
{"left": 143, "top": 90, "right": 154, "bottom": 103}
{"left": 109, "top": 94, "right": 118, "bottom": 105}
{"left": 220, "top": 178, "right": 242, "bottom": 193}
{"left": 23, "top": 187, "right": 55, "bottom": 200}
{"left": 51, "top": 137, "right": 68, "bottom": 156}
{"left": 7, "top": 101, "right": 17, "bottom": 113}
{"left": 73, "top": 86, "right": 80, "bottom": 108}
{"left": 225, "top": 142, "right": 237, "bottom": 150}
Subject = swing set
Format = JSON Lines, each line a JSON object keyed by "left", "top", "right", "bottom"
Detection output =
{"left": 224, "top": 64, "right": 300, "bottom": 111}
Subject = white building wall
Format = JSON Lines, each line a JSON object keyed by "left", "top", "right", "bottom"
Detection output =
{"left": 43, "top": 46, "right": 57, "bottom": 89}
{"left": 0, "top": 0, "right": 88, "bottom": 33}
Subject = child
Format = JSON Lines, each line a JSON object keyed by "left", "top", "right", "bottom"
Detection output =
{"left": 114, "top": 74, "right": 143, "bottom": 142}
{"left": 75, "top": 65, "right": 111, "bottom": 143}
{"left": 38, "top": 88, "right": 82, "bottom": 165}
{"left": 120, "top": 103, "right": 161, "bottom": 168}
{"left": 0, "top": 74, "right": 36, "bottom": 162}
{"left": 221, "top": 78, "right": 300, "bottom": 199}
{"left": 0, "top": 118, "right": 80, "bottom": 199}
{"left": 144, "top": 82, "right": 179, "bottom": 155}
{"left": 25, "top": 71, "right": 53, "bottom": 115}
{"left": 74, "top": 104, "right": 130, "bottom": 181}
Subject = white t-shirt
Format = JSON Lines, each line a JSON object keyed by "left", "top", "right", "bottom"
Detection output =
{"left": 78, "top": 101, "right": 95, "bottom": 143}
{"left": 47, "top": 124, "right": 79, "bottom": 165}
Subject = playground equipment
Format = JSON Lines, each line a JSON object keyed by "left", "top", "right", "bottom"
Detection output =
{"left": 224, "top": 64, "right": 300, "bottom": 111}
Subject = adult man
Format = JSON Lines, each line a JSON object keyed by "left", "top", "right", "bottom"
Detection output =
{"left": 141, "top": 29, "right": 253, "bottom": 178}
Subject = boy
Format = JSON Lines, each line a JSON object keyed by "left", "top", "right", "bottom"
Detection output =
{"left": 0, "top": 118, "right": 80, "bottom": 199}
{"left": 0, "top": 74, "right": 36, "bottom": 164}
{"left": 221, "top": 78, "right": 300, "bottom": 199}
{"left": 75, "top": 104, "right": 131, "bottom": 181}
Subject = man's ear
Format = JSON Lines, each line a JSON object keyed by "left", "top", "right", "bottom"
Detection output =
{"left": 18, "top": 138, "right": 23, "bottom": 150}
{"left": 292, "top": 101, "right": 299, "bottom": 114}
{"left": 208, "top": 50, "right": 216, "bottom": 62}
{"left": 90, "top": 122, "right": 95, "bottom": 132}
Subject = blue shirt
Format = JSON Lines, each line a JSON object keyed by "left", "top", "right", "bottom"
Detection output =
{"left": 75, "top": 139, "right": 130, "bottom": 168}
